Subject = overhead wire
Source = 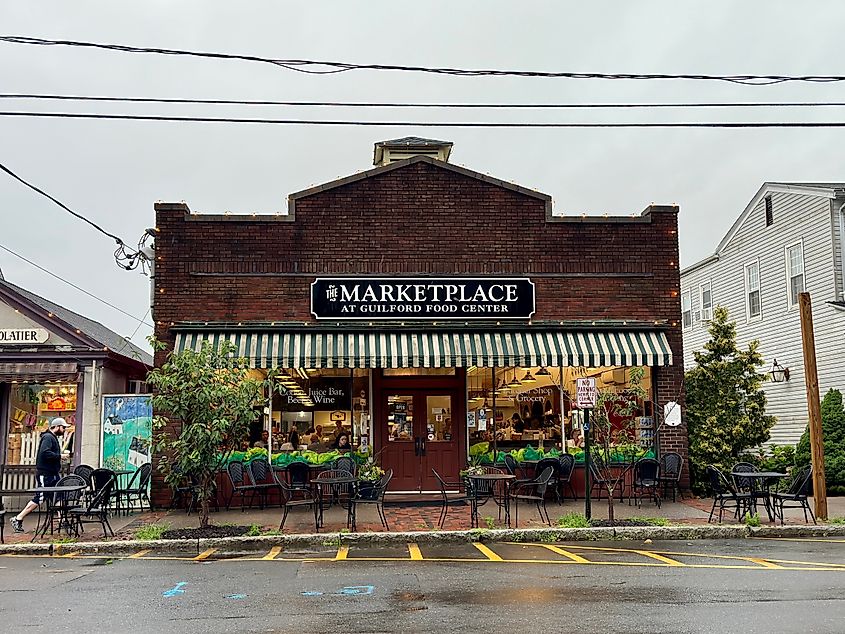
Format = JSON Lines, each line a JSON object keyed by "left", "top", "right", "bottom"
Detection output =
{"left": 3, "top": 94, "right": 845, "bottom": 109}
{"left": 0, "top": 243, "right": 154, "bottom": 327}
{"left": 2, "top": 36, "right": 845, "bottom": 84}
{"left": 2, "top": 111, "right": 845, "bottom": 127}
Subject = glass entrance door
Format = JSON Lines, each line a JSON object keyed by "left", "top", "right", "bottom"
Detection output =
{"left": 381, "top": 391, "right": 460, "bottom": 491}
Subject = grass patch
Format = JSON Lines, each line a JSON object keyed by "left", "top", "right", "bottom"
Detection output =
{"left": 259, "top": 529, "right": 285, "bottom": 537}
{"left": 245, "top": 523, "right": 262, "bottom": 537}
{"left": 628, "top": 516, "right": 670, "bottom": 526}
{"left": 134, "top": 523, "right": 170, "bottom": 541}
{"left": 556, "top": 512, "right": 591, "bottom": 528}
{"left": 483, "top": 516, "right": 497, "bottom": 529}
{"left": 744, "top": 513, "right": 761, "bottom": 528}
{"left": 826, "top": 517, "right": 845, "bottom": 525}
{"left": 52, "top": 537, "right": 77, "bottom": 544}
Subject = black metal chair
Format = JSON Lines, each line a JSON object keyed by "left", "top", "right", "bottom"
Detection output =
{"left": 246, "top": 460, "right": 282, "bottom": 510}
{"left": 286, "top": 461, "right": 312, "bottom": 493}
{"left": 91, "top": 468, "right": 120, "bottom": 515}
{"left": 535, "top": 457, "right": 562, "bottom": 504}
{"left": 771, "top": 466, "right": 816, "bottom": 525}
{"left": 224, "top": 461, "right": 260, "bottom": 511}
{"left": 278, "top": 474, "right": 319, "bottom": 532}
{"left": 432, "top": 468, "right": 471, "bottom": 528}
{"left": 658, "top": 452, "right": 684, "bottom": 502}
{"left": 503, "top": 455, "right": 530, "bottom": 482}
{"left": 313, "top": 468, "right": 355, "bottom": 528}
{"left": 511, "top": 466, "right": 554, "bottom": 527}
{"left": 466, "top": 466, "right": 510, "bottom": 527}
{"left": 707, "top": 465, "right": 752, "bottom": 523}
{"left": 631, "top": 458, "right": 661, "bottom": 508}
{"left": 557, "top": 454, "right": 577, "bottom": 501}
{"left": 116, "top": 463, "right": 154, "bottom": 513}
{"left": 334, "top": 456, "right": 357, "bottom": 476}
{"left": 69, "top": 475, "right": 115, "bottom": 538}
{"left": 349, "top": 469, "right": 393, "bottom": 532}
{"left": 732, "top": 461, "right": 767, "bottom": 516}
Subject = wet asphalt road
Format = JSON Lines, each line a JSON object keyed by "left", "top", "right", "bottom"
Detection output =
{"left": 2, "top": 538, "right": 845, "bottom": 633}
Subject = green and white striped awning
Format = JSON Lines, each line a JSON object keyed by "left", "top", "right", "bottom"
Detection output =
{"left": 173, "top": 330, "right": 672, "bottom": 368}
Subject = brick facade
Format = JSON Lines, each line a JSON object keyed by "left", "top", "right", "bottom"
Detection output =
{"left": 152, "top": 156, "right": 687, "bottom": 501}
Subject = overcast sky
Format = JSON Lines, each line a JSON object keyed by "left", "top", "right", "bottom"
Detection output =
{"left": 2, "top": 1, "right": 844, "bottom": 353}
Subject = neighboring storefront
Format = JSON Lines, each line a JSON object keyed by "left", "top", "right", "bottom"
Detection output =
{"left": 152, "top": 137, "right": 685, "bottom": 500}
{"left": 0, "top": 274, "right": 151, "bottom": 498}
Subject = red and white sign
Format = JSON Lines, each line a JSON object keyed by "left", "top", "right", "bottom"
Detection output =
{"left": 576, "top": 378, "right": 597, "bottom": 408}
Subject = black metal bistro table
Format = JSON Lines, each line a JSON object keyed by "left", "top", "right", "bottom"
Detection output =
{"left": 312, "top": 475, "right": 358, "bottom": 527}
{"left": 28, "top": 484, "right": 86, "bottom": 541}
{"left": 730, "top": 470, "right": 788, "bottom": 521}
{"left": 467, "top": 473, "right": 515, "bottom": 528}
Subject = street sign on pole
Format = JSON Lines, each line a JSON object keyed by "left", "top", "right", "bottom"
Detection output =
{"left": 576, "top": 378, "right": 597, "bottom": 408}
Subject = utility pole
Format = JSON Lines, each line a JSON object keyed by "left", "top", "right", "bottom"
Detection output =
{"left": 798, "top": 292, "right": 828, "bottom": 520}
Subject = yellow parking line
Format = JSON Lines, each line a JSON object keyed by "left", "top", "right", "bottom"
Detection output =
{"left": 408, "top": 543, "right": 423, "bottom": 561}
{"left": 129, "top": 550, "right": 151, "bottom": 559}
{"left": 633, "top": 550, "right": 685, "bottom": 566}
{"left": 193, "top": 548, "right": 216, "bottom": 561}
{"left": 473, "top": 543, "right": 503, "bottom": 561}
{"left": 262, "top": 546, "right": 283, "bottom": 560}
{"left": 746, "top": 557, "right": 785, "bottom": 569}
{"left": 335, "top": 546, "right": 349, "bottom": 561}
{"left": 539, "top": 544, "right": 590, "bottom": 563}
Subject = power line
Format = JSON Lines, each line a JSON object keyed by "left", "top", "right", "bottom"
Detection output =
{"left": 3, "top": 110, "right": 845, "bottom": 128}
{"left": 0, "top": 160, "right": 146, "bottom": 270}
{"left": 2, "top": 35, "right": 844, "bottom": 85}
{"left": 4, "top": 93, "right": 845, "bottom": 109}
{"left": 0, "top": 243, "right": 154, "bottom": 327}
{"left": 114, "top": 307, "right": 152, "bottom": 357}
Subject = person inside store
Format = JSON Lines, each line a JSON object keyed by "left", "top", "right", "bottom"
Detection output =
{"left": 333, "top": 432, "right": 352, "bottom": 452}
{"left": 11, "top": 417, "right": 70, "bottom": 533}
{"left": 571, "top": 428, "right": 585, "bottom": 448}
{"left": 510, "top": 413, "right": 525, "bottom": 434}
{"left": 307, "top": 432, "right": 322, "bottom": 451}
{"left": 315, "top": 424, "right": 324, "bottom": 440}
{"left": 280, "top": 430, "right": 300, "bottom": 451}
{"left": 332, "top": 420, "right": 345, "bottom": 439}
{"left": 261, "top": 429, "right": 270, "bottom": 445}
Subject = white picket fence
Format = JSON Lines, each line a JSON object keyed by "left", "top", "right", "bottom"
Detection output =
{"left": 19, "top": 431, "right": 39, "bottom": 465}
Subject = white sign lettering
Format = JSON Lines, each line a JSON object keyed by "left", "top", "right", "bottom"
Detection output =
{"left": 576, "top": 378, "right": 597, "bottom": 408}
{"left": 0, "top": 328, "right": 49, "bottom": 345}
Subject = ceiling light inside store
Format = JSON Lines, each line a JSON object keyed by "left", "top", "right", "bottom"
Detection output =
{"left": 521, "top": 371, "right": 536, "bottom": 384}
{"left": 507, "top": 375, "right": 522, "bottom": 388}
{"left": 536, "top": 367, "right": 551, "bottom": 376}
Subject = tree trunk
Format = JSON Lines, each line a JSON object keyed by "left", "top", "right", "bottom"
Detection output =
{"left": 607, "top": 486, "right": 615, "bottom": 524}
{"left": 199, "top": 474, "right": 211, "bottom": 528}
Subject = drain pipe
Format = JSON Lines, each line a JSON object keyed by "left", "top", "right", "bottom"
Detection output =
{"left": 839, "top": 202, "right": 845, "bottom": 300}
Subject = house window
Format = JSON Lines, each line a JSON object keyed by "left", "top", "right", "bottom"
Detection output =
{"left": 700, "top": 281, "right": 713, "bottom": 322}
{"left": 786, "top": 242, "right": 805, "bottom": 308}
{"left": 765, "top": 196, "right": 773, "bottom": 227}
{"left": 681, "top": 290, "right": 692, "bottom": 329}
{"left": 745, "top": 261, "right": 761, "bottom": 320}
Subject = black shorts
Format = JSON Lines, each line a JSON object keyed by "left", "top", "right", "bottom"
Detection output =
{"left": 33, "top": 474, "right": 60, "bottom": 504}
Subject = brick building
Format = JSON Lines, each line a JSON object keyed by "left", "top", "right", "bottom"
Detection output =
{"left": 152, "top": 137, "right": 686, "bottom": 502}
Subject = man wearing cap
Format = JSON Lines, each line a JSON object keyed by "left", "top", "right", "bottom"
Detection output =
{"left": 10, "top": 417, "right": 70, "bottom": 533}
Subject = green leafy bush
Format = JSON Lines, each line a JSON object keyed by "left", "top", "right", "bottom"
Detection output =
{"left": 135, "top": 523, "right": 170, "bottom": 541}
{"left": 795, "top": 389, "right": 845, "bottom": 493}
{"left": 744, "top": 513, "right": 761, "bottom": 527}
{"left": 629, "top": 516, "right": 669, "bottom": 526}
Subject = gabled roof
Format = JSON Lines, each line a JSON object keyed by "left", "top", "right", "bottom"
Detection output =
{"left": 375, "top": 136, "right": 453, "bottom": 148}
{"left": 682, "top": 181, "right": 844, "bottom": 276}
{"left": 288, "top": 154, "right": 551, "bottom": 217}
{"left": 0, "top": 277, "right": 152, "bottom": 366}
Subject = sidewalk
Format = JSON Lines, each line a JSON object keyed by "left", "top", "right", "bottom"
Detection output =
{"left": 3, "top": 495, "right": 842, "bottom": 545}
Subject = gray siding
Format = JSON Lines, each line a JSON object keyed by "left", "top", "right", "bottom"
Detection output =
{"left": 682, "top": 189, "right": 845, "bottom": 445}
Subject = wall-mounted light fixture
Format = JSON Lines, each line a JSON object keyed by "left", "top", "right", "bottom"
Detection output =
{"left": 770, "top": 359, "right": 791, "bottom": 383}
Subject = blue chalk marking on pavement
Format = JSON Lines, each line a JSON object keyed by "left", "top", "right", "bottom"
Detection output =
{"left": 225, "top": 594, "right": 247, "bottom": 600}
{"left": 163, "top": 582, "right": 188, "bottom": 598}
{"left": 337, "top": 585, "right": 374, "bottom": 596}
{"left": 301, "top": 591, "right": 324, "bottom": 597}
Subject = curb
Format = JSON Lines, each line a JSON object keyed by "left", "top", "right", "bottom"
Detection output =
{"left": 3, "top": 524, "right": 845, "bottom": 557}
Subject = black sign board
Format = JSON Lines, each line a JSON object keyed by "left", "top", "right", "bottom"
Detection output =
{"left": 280, "top": 378, "right": 350, "bottom": 411}
{"left": 311, "top": 277, "right": 535, "bottom": 320}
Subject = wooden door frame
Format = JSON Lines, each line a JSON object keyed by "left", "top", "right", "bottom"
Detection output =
{"left": 373, "top": 369, "right": 467, "bottom": 486}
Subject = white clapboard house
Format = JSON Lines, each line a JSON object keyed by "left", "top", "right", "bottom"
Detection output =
{"left": 681, "top": 182, "right": 845, "bottom": 445}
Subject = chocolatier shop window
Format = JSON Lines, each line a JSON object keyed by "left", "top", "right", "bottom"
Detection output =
{"left": 6, "top": 382, "right": 77, "bottom": 466}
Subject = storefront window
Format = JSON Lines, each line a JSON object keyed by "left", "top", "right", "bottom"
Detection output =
{"left": 466, "top": 366, "right": 654, "bottom": 452}
{"left": 6, "top": 382, "right": 77, "bottom": 466}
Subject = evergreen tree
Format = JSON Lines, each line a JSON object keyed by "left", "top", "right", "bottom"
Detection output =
{"left": 796, "top": 389, "right": 845, "bottom": 494}
{"left": 685, "top": 306, "right": 776, "bottom": 491}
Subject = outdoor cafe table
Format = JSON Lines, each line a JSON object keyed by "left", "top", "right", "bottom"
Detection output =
{"left": 730, "top": 470, "right": 788, "bottom": 521}
{"left": 311, "top": 475, "right": 358, "bottom": 527}
{"left": 27, "top": 484, "right": 86, "bottom": 542}
{"left": 467, "top": 473, "right": 515, "bottom": 528}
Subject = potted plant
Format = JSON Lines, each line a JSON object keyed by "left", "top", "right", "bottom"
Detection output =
{"left": 357, "top": 463, "right": 385, "bottom": 499}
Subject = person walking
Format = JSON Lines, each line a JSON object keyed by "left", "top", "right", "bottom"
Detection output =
{"left": 10, "top": 417, "right": 70, "bottom": 533}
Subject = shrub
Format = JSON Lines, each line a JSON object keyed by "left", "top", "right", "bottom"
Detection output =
{"left": 629, "top": 516, "right": 669, "bottom": 526}
{"left": 744, "top": 513, "right": 761, "bottom": 527}
{"left": 795, "top": 389, "right": 845, "bottom": 493}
